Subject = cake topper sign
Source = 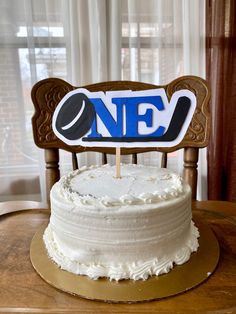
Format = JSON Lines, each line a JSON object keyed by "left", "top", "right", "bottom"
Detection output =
{"left": 52, "top": 88, "right": 196, "bottom": 148}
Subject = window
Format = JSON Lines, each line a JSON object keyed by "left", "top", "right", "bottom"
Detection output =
{"left": 121, "top": 0, "right": 185, "bottom": 84}
{"left": 0, "top": 1, "right": 66, "bottom": 201}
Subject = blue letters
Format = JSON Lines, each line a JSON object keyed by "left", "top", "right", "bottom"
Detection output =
{"left": 87, "top": 96, "right": 166, "bottom": 138}
{"left": 112, "top": 96, "right": 165, "bottom": 137}
{"left": 87, "top": 98, "right": 123, "bottom": 138}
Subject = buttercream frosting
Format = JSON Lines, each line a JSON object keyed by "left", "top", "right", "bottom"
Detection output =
{"left": 44, "top": 164, "right": 199, "bottom": 281}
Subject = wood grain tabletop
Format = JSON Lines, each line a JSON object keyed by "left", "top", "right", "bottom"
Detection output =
{"left": 0, "top": 201, "right": 235, "bottom": 314}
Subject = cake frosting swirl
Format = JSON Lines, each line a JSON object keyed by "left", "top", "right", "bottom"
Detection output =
{"left": 44, "top": 164, "right": 199, "bottom": 281}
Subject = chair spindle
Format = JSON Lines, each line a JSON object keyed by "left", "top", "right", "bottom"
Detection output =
{"left": 72, "top": 152, "right": 79, "bottom": 170}
{"left": 102, "top": 153, "right": 107, "bottom": 164}
{"left": 161, "top": 152, "right": 167, "bottom": 168}
{"left": 132, "top": 153, "right": 138, "bottom": 164}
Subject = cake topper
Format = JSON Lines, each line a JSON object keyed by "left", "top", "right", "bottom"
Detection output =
{"left": 52, "top": 87, "right": 196, "bottom": 177}
{"left": 53, "top": 88, "right": 196, "bottom": 148}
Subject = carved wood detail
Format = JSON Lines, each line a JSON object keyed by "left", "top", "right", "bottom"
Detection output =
{"left": 32, "top": 78, "right": 74, "bottom": 148}
{"left": 166, "top": 76, "right": 211, "bottom": 150}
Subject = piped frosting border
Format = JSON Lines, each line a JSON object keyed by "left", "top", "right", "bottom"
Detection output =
{"left": 57, "top": 164, "right": 187, "bottom": 207}
{"left": 43, "top": 222, "right": 199, "bottom": 281}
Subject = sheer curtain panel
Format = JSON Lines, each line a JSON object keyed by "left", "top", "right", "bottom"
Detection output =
{"left": 0, "top": 0, "right": 66, "bottom": 204}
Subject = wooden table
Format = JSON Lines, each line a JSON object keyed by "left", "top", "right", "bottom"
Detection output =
{"left": 0, "top": 201, "right": 236, "bottom": 313}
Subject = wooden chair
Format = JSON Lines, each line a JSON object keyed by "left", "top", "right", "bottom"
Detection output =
{"left": 31, "top": 76, "right": 210, "bottom": 205}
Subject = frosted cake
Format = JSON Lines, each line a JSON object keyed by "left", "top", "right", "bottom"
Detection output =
{"left": 43, "top": 164, "right": 199, "bottom": 281}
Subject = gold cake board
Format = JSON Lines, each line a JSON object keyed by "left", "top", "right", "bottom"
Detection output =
{"left": 30, "top": 221, "right": 220, "bottom": 303}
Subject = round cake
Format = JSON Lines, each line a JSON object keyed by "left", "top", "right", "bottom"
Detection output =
{"left": 43, "top": 164, "right": 199, "bottom": 281}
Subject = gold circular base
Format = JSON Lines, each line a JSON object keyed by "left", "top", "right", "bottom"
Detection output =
{"left": 30, "top": 221, "right": 220, "bottom": 303}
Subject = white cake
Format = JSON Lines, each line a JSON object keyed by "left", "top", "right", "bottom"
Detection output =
{"left": 43, "top": 164, "right": 199, "bottom": 281}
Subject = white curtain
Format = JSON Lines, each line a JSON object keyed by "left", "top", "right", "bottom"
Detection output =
{"left": 59, "top": 0, "right": 122, "bottom": 169}
{"left": 0, "top": 0, "right": 207, "bottom": 205}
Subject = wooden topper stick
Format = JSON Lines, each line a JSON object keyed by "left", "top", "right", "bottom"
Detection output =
{"left": 116, "top": 147, "right": 121, "bottom": 178}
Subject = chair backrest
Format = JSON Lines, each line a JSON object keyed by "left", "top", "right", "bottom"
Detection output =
{"left": 31, "top": 76, "right": 210, "bottom": 204}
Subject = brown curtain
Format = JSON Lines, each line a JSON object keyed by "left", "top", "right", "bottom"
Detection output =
{"left": 206, "top": 0, "right": 236, "bottom": 201}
